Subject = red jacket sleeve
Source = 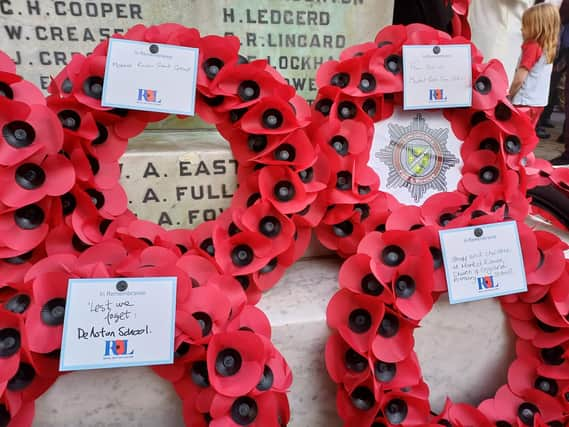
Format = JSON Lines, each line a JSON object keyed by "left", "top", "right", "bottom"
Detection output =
{"left": 519, "top": 41, "right": 542, "bottom": 70}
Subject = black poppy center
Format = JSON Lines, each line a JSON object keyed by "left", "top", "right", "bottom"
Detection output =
{"left": 3, "top": 250, "right": 33, "bottom": 265}
{"left": 260, "top": 258, "right": 278, "bottom": 274}
{"left": 495, "top": 102, "right": 512, "bottom": 121}
{"left": 259, "top": 216, "right": 281, "bottom": 238}
{"left": 345, "top": 348, "right": 367, "bottom": 372}
{"left": 231, "top": 396, "right": 258, "bottom": 425}
{"left": 504, "top": 135, "right": 521, "bottom": 155}
{"left": 41, "top": 298, "right": 66, "bottom": 326}
{"left": 541, "top": 346, "right": 565, "bottom": 365}
{"left": 315, "top": 98, "right": 333, "bottom": 116}
{"left": 378, "top": 313, "right": 399, "bottom": 338}
{"left": 215, "top": 348, "right": 242, "bottom": 377}
{"left": 203, "top": 57, "right": 224, "bottom": 79}
{"left": 256, "top": 365, "right": 274, "bottom": 391}
{"left": 86, "top": 188, "right": 105, "bottom": 209}
{"left": 0, "top": 82, "right": 14, "bottom": 99}
{"left": 200, "top": 237, "right": 215, "bottom": 256}
{"left": 92, "top": 122, "right": 109, "bottom": 146}
{"left": 7, "top": 362, "right": 35, "bottom": 391}
{"left": 474, "top": 76, "right": 492, "bottom": 94}
{"left": 534, "top": 376, "right": 558, "bottom": 396}
{"left": 381, "top": 245, "right": 405, "bottom": 267}
{"left": 350, "top": 386, "right": 375, "bottom": 411}
{"left": 517, "top": 402, "right": 539, "bottom": 426}
{"left": 238, "top": 80, "right": 260, "bottom": 101}
{"left": 348, "top": 308, "right": 372, "bottom": 334}
{"left": 479, "top": 137, "right": 500, "bottom": 153}
{"left": 5, "top": 294, "right": 31, "bottom": 314}
{"left": 359, "top": 73, "right": 376, "bottom": 92}
{"left": 385, "top": 55, "right": 401, "bottom": 74}
{"left": 330, "top": 135, "right": 349, "bottom": 156}
{"left": 262, "top": 109, "right": 283, "bottom": 129}
{"left": 438, "top": 212, "right": 455, "bottom": 227}
{"left": 14, "top": 204, "right": 44, "bottom": 230}
{"left": 298, "top": 167, "right": 313, "bottom": 183}
{"left": 479, "top": 166, "right": 499, "bottom": 184}
{"left": 333, "top": 220, "right": 354, "bottom": 237}
{"left": 430, "top": 247, "right": 443, "bottom": 270}
{"left": 3, "top": 121, "right": 36, "bottom": 148}
{"left": 274, "top": 143, "right": 296, "bottom": 162}
{"left": 83, "top": 76, "right": 104, "bottom": 99}
{"left": 337, "top": 101, "right": 357, "bottom": 120}
{"left": 192, "top": 312, "right": 212, "bottom": 337}
{"left": 15, "top": 163, "right": 46, "bottom": 190}
{"left": 190, "top": 360, "right": 209, "bottom": 388}
{"left": 395, "top": 275, "right": 416, "bottom": 298}
{"left": 336, "top": 171, "right": 352, "bottom": 190}
{"left": 274, "top": 181, "right": 295, "bottom": 202}
{"left": 58, "top": 109, "right": 81, "bottom": 130}
{"left": 385, "top": 398, "right": 408, "bottom": 424}
{"left": 361, "top": 273, "right": 383, "bottom": 296}
{"left": 61, "top": 78, "right": 73, "bottom": 94}
{"left": 248, "top": 134, "right": 267, "bottom": 152}
{"left": 0, "top": 328, "right": 20, "bottom": 357}
{"left": 375, "top": 360, "right": 397, "bottom": 382}
{"left": 331, "top": 72, "right": 350, "bottom": 88}
{"left": 231, "top": 244, "right": 254, "bottom": 267}
{"left": 363, "top": 99, "right": 376, "bottom": 118}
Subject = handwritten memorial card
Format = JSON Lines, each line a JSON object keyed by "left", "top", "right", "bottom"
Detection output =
{"left": 59, "top": 277, "right": 176, "bottom": 371}
{"left": 101, "top": 39, "right": 199, "bottom": 115}
{"left": 439, "top": 221, "right": 527, "bottom": 304}
{"left": 403, "top": 44, "right": 472, "bottom": 110}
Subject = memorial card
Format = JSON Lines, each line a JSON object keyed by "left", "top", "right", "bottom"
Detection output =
{"left": 439, "top": 221, "right": 527, "bottom": 304}
{"left": 403, "top": 44, "right": 472, "bottom": 110}
{"left": 101, "top": 39, "right": 199, "bottom": 115}
{"left": 59, "top": 277, "right": 177, "bottom": 371}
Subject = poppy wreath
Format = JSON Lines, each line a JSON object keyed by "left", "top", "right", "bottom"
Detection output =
{"left": 0, "top": 23, "right": 329, "bottom": 426}
{"left": 312, "top": 24, "right": 569, "bottom": 426}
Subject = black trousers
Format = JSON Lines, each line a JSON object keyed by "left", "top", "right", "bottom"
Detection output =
{"left": 392, "top": 0, "right": 454, "bottom": 34}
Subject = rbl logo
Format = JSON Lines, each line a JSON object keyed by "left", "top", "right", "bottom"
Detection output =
{"left": 104, "top": 339, "right": 134, "bottom": 357}
{"left": 137, "top": 89, "right": 161, "bottom": 104}
{"left": 477, "top": 275, "right": 496, "bottom": 290}
{"left": 429, "top": 89, "right": 447, "bottom": 102}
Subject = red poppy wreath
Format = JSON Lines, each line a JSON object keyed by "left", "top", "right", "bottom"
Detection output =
{"left": 311, "top": 24, "right": 569, "bottom": 426}
{"left": 0, "top": 23, "right": 330, "bottom": 426}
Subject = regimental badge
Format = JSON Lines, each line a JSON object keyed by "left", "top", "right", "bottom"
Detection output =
{"left": 377, "top": 113, "right": 459, "bottom": 203}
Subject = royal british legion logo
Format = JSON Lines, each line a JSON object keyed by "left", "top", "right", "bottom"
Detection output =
{"left": 429, "top": 89, "right": 447, "bottom": 102}
{"left": 137, "top": 89, "right": 161, "bottom": 104}
{"left": 477, "top": 275, "right": 497, "bottom": 291}
{"left": 104, "top": 339, "right": 134, "bottom": 357}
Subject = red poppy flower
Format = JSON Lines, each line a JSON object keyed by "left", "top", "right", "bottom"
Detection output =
{"left": 213, "top": 228, "right": 273, "bottom": 276}
{"left": 206, "top": 330, "right": 266, "bottom": 397}
{"left": 258, "top": 166, "right": 316, "bottom": 215}
{"left": 526, "top": 231, "right": 567, "bottom": 286}
{"left": 391, "top": 259, "right": 434, "bottom": 320}
{"left": 370, "top": 351, "right": 421, "bottom": 392}
{"left": 336, "top": 377, "right": 381, "bottom": 425}
{"left": 47, "top": 97, "right": 99, "bottom": 143}
{"left": 358, "top": 230, "right": 430, "bottom": 284}
{"left": 338, "top": 254, "right": 392, "bottom": 303}
{"left": 0, "top": 311, "right": 26, "bottom": 384}
{"left": 327, "top": 288, "right": 384, "bottom": 354}
{"left": 239, "top": 97, "right": 303, "bottom": 136}
{"left": 471, "top": 60, "right": 509, "bottom": 111}
{"left": 176, "top": 286, "right": 232, "bottom": 346}
{"left": 326, "top": 157, "right": 378, "bottom": 205}
{"left": 209, "top": 390, "right": 289, "bottom": 427}
{"left": 0, "top": 152, "right": 75, "bottom": 208}
{"left": 379, "top": 390, "right": 430, "bottom": 426}
{"left": 434, "top": 399, "right": 492, "bottom": 427}
{"left": 69, "top": 146, "right": 120, "bottom": 190}
{"left": 78, "top": 117, "right": 128, "bottom": 163}
{"left": 371, "top": 307, "right": 416, "bottom": 363}
{"left": 316, "top": 205, "right": 367, "bottom": 257}
{"left": 0, "top": 198, "right": 52, "bottom": 258}
{"left": 325, "top": 333, "right": 371, "bottom": 391}
{"left": 461, "top": 150, "right": 517, "bottom": 196}
{"left": 196, "top": 35, "right": 240, "bottom": 92}
{"left": 68, "top": 54, "right": 109, "bottom": 111}
{"left": 339, "top": 42, "right": 383, "bottom": 62}
{"left": 0, "top": 98, "right": 63, "bottom": 166}
{"left": 316, "top": 57, "right": 363, "bottom": 96}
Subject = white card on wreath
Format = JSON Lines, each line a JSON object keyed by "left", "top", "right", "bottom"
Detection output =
{"left": 59, "top": 277, "right": 176, "bottom": 371}
{"left": 403, "top": 44, "right": 472, "bottom": 110}
{"left": 439, "top": 221, "right": 527, "bottom": 304}
{"left": 101, "top": 38, "right": 199, "bottom": 115}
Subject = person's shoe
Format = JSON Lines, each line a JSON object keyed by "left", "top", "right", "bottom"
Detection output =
{"left": 536, "top": 127, "right": 551, "bottom": 139}
{"left": 550, "top": 153, "right": 569, "bottom": 165}
{"left": 540, "top": 118, "right": 555, "bottom": 128}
